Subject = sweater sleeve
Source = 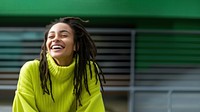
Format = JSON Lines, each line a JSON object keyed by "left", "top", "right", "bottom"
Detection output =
{"left": 12, "top": 61, "right": 39, "bottom": 112}
{"left": 76, "top": 62, "right": 105, "bottom": 112}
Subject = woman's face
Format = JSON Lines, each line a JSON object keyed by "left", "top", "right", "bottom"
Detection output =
{"left": 46, "top": 23, "right": 75, "bottom": 66}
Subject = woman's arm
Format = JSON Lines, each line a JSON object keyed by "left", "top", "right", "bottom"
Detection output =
{"left": 12, "top": 61, "right": 39, "bottom": 112}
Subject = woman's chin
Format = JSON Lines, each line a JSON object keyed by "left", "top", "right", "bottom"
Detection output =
{"left": 49, "top": 52, "right": 64, "bottom": 59}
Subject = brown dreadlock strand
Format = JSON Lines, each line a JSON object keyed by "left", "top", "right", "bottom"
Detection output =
{"left": 39, "top": 33, "right": 55, "bottom": 102}
{"left": 39, "top": 17, "right": 105, "bottom": 108}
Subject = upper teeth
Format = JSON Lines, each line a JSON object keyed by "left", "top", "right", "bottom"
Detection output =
{"left": 52, "top": 45, "right": 62, "bottom": 49}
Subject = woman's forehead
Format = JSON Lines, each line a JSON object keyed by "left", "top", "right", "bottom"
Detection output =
{"left": 49, "top": 23, "right": 73, "bottom": 33}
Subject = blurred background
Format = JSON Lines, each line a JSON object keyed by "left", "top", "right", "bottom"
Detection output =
{"left": 1, "top": 0, "right": 200, "bottom": 112}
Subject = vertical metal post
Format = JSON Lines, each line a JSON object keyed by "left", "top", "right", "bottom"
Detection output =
{"left": 129, "top": 90, "right": 134, "bottom": 112}
{"left": 129, "top": 30, "right": 136, "bottom": 112}
{"left": 168, "top": 90, "right": 172, "bottom": 112}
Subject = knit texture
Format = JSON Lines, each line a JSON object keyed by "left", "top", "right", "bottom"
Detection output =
{"left": 12, "top": 53, "right": 105, "bottom": 112}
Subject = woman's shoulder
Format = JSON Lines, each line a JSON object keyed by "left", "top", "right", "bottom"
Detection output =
{"left": 23, "top": 59, "right": 40, "bottom": 67}
{"left": 21, "top": 59, "right": 40, "bottom": 71}
{"left": 18, "top": 60, "right": 40, "bottom": 82}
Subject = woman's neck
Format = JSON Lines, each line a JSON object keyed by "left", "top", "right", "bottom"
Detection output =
{"left": 53, "top": 56, "right": 73, "bottom": 66}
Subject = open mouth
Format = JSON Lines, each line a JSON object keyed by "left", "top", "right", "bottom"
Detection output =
{"left": 50, "top": 45, "right": 65, "bottom": 50}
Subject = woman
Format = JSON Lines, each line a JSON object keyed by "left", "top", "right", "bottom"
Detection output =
{"left": 12, "top": 17, "right": 105, "bottom": 112}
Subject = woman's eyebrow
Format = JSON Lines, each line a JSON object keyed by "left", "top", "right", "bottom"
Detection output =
{"left": 59, "top": 30, "right": 71, "bottom": 34}
{"left": 48, "top": 30, "right": 71, "bottom": 34}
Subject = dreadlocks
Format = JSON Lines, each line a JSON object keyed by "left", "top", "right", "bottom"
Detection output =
{"left": 39, "top": 17, "right": 105, "bottom": 107}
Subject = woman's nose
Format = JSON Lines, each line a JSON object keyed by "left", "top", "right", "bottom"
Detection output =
{"left": 52, "top": 35, "right": 60, "bottom": 42}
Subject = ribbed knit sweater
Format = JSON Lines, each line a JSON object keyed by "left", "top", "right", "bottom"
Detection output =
{"left": 12, "top": 53, "right": 105, "bottom": 112}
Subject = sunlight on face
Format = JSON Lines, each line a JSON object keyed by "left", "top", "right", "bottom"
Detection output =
{"left": 46, "top": 23, "right": 75, "bottom": 66}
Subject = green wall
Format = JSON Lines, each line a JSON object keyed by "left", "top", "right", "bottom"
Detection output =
{"left": 0, "top": 0, "right": 200, "bottom": 27}
{"left": 1, "top": 0, "right": 200, "bottom": 18}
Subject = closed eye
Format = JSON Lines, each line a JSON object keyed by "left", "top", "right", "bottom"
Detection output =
{"left": 62, "top": 34, "right": 68, "bottom": 37}
{"left": 48, "top": 36, "right": 54, "bottom": 39}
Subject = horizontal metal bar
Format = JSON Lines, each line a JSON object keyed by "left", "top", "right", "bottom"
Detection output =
{"left": 0, "top": 27, "right": 44, "bottom": 32}
{"left": 89, "top": 29, "right": 200, "bottom": 35}
{"left": 1, "top": 27, "right": 200, "bottom": 35}
{"left": 87, "top": 28, "right": 132, "bottom": 34}
{"left": 132, "top": 87, "right": 200, "bottom": 91}
{"left": 103, "top": 86, "right": 200, "bottom": 92}
{"left": 136, "top": 29, "right": 200, "bottom": 35}
{"left": 103, "top": 87, "right": 130, "bottom": 91}
{"left": 0, "top": 75, "right": 18, "bottom": 79}
{"left": 0, "top": 27, "right": 133, "bottom": 33}
{"left": 1, "top": 85, "right": 200, "bottom": 92}
{"left": 0, "top": 85, "right": 16, "bottom": 90}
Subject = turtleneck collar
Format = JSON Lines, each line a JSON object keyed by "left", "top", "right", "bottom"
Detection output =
{"left": 47, "top": 53, "right": 75, "bottom": 81}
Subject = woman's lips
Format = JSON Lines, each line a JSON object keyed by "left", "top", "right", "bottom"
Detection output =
{"left": 51, "top": 44, "right": 65, "bottom": 49}
{"left": 50, "top": 45, "right": 65, "bottom": 51}
{"left": 52, "top": 45, "right": 63, "bottom": 49}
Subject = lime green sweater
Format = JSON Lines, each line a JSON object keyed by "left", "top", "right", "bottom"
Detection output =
{"left": 12, "top": 53, "right": 105, "bottom": 112}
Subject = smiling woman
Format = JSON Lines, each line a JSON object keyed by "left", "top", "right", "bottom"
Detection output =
{"left": 46, "top": 23, "right": 75, "bottom": 66}
{"left": 12, "top": 17, "right": 105, "bottom": 112}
